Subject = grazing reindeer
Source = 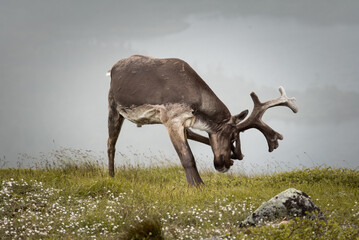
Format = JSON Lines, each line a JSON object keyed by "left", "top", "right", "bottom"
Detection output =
{"left": 107, "top": 55, "right": 298, "bottom": 186}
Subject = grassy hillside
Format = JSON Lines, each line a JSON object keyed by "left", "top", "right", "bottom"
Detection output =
{"left": 0, "top": 150, "right": 358, "bottom": 239}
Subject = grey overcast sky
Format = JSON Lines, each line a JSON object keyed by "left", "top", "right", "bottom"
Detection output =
{"left": 1, "top": 0, "right": 358, "bottom": 172}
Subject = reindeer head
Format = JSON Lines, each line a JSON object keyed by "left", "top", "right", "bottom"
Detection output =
{"left": 210, "top": 87, "right": 298, "bottom": 173}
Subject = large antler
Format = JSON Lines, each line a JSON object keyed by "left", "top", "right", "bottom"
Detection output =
{"left": 234, "top": 87, "right": 298, "bottom": 157}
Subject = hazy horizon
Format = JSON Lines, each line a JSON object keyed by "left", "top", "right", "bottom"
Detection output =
{"left": 1, "top": 1, "right": 358, "bottom": 173}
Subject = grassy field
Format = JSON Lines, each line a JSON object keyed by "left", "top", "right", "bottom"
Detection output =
{"left": 0, "top": 149, "right": 358, "bottom": 239}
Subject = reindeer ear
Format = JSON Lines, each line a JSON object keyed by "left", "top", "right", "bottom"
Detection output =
{"left": 234, "top": 109, "right": 249, "bottom": 124}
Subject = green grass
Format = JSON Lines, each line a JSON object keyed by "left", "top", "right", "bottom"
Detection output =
{"left": 0, "top": 149, "right": 358, "bottom": 239}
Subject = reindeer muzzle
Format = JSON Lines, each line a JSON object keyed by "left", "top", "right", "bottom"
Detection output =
{"left": 214, "top": 155, "right": 234, "bottom": 173}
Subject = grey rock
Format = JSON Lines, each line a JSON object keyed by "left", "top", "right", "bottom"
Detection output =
{"left": 241, "top": 188, "right": 324, "bottom": 227}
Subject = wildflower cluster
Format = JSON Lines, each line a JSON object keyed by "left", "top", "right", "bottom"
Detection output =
{"left": 0, "top": 179, "right": 134, "bottom": 239}
{"left": 0, "top": 179, "right": 60, "bottom": 238}
{"left": 0, "top": 178, "right": 259, "bottom": 239}
{"left": 0, "top": 164, "right": 358, "bottom": 239}
{"left": 161, "top": 196, "right": 257, "bottom": 239}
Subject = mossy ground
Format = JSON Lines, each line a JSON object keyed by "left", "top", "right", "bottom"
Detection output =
{"left": 0, "top": 149, "right": 358, "bottom": 239}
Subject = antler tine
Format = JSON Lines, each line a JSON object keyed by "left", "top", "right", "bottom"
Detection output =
{"left": 265, "top": 86, "right": 298, "bottom": 113}
{"left": 235, "top": 86, "right": 298, "bottom": 153}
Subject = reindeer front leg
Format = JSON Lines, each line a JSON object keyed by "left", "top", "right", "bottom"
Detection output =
{"left": 186, "top": 129, "right": 242, "bottom": 160}
{"left": 186, "top": 129, "right": 210, "bottom": 145}
{"left": 166, "top": 124, "right": 204, "bottom": 186}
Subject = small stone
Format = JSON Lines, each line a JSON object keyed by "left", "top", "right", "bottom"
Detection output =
{"left": 240, "top": 188, "right": 325, "bottom": 227}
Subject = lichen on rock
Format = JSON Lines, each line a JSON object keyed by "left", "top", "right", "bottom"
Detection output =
{"left": 240, "top": 188, "right": 324, "bottom": 227}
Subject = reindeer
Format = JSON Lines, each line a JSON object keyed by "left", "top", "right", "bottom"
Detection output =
{"left": 107, "top": 55, "right": 298, "bottom": 186}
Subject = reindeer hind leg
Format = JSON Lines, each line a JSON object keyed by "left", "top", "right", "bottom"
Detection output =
{"left": 107, "top": 94, "right": 124, "bottom": 177}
